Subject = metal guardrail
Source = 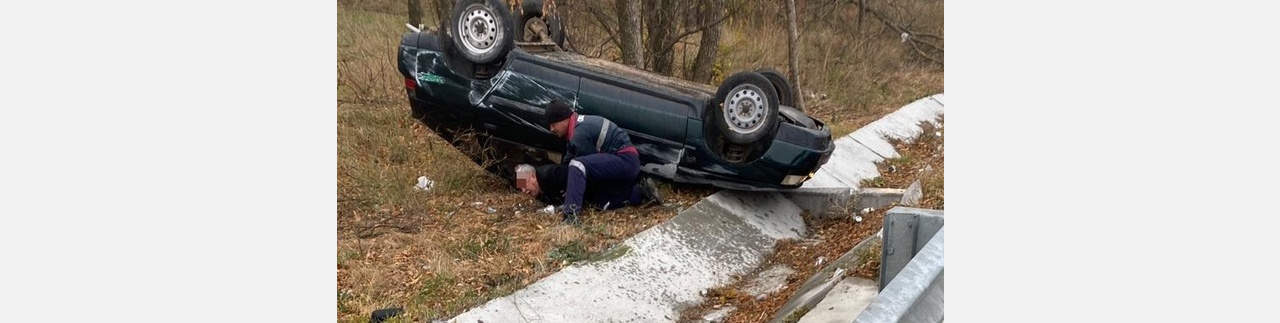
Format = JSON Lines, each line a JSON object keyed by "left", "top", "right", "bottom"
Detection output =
{"left": 855, "top": 207, "right": 944, "bottom": 323}
{"left": 879, "top": 207, "right": 945, "bottom": 289}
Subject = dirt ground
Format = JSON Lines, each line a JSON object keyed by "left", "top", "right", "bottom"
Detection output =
{"left": 678, "top": 120, "right": 943, "bottom": 322}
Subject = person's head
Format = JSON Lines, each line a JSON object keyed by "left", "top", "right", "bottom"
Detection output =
{"left": 515, "top": 164, "right": 540, "bottom": 197}
{"left": 544, "top": 100, "right": 574, "bottom": 138}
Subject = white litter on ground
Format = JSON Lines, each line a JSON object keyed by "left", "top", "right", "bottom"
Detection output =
{"left": 413, "top": 176, "right": 434, "bottom": 192}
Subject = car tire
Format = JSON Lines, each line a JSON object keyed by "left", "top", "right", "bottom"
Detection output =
{"left": 547, "top": 14, "right": 566, "bottom": 48}
{"left": 515, "top": 16, "right": 545, "bottom": 42}
{"left": 755, "top": 68, "right": 797, "bottom": 111}
{"left": 449, "top": 0, "right": 514, "bottom": 65}
{"left": 437, "top": 16, "right": 479, "bottom": 78}
{"left": 520, "top": 0, "right": 544, "bottom": 19}
{"left": 513, "top": 0, "right": 542, "bottom": 42}
{"left": 514, "top": 11, "right": 565, "bottom": 49}
{"left": 713, "top": 71, "right": 780, "bottom": 145}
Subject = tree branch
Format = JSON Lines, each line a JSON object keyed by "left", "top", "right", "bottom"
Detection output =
{"left": 586, "top": 6, "right": 621, "bottom": 51}
{"left": 911, "top": 32, "right": 943, "bottom": 40}
{"left": 653, "top": 0, "right": 749, "bottom": 56}
{"left": 799, "top": 0, "right": 844, "bottom": 38}
{"left": 852, "top": 0, "right": 943, "bottom": 65}
{"left": 592, "top": 35, "right": 617, "bottom": 58}
{"left": 904, "top": 36, "right": 941, "bottom": 65}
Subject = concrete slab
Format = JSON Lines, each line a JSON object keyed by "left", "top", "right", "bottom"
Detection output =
{"left": 447, "top": 191, "right": 804, "bottom": 323}
{"left": 784, "top": 187, "right": 855, "bottom": 217}
{"left": 848, "top": 129, "right": 900, "bottom": 159}
{"left": 861, "top": 97, "right": 943, "bottom": 142}
{"left": 802, "top": 166, "right": 859, "bottom": 189}
{"left": 707, "top": 191, "right": 806, "bottom": 240}
{"left": 928, "top": 93, "right": 944, "bottom": 106}
{"left": 836, "top": 139, "right": 893, "bottom": 173}
{"left": 853, "top": 188, "right": 906, "bottom": 211}
{"left": 797, "top": 277, "right": 879, "bottom": 323}
{"left": 798, "top": 170, "right": 840, "bottom": 189}
{"left": 802, "top": 142, "right": 884, "bottom": 190}
{"left": 803, "top": 94, "right": 942, "bottom": 191}
{"left": 896, "top": 95, "right": 944, "bottom": 123}
{"left": 786, "top": 186, "right": 902, "bottom": 219}
{"left": 863, "top": 115, "right": 922, "bottom": 142}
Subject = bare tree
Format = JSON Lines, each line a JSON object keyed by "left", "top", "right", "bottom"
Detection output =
{"left": 643, "top": 0, "right": 680, "bottom": 75}
{"left": 615, "top": 0, "right": 644, "bottom": 68}
{"left": 785, "top": 0, "right": 806, "bottom": 111}
{"left": 584, "top": 0, "right": 740, "bottom": 77}
{"left": 857, "top": 0, "right": 867, "bottom": 35}
{"left": 408, "top": 0, "right": 424, "bottom": 28}
{"left": 430, "top": 0, "right": 451, "bottom": 29}
{"left": 688, "top": 0, "right": 724, "bottom": 83}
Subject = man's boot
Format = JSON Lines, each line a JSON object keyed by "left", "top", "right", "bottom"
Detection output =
{"left": 639, "top": 177, "right": 664, "bottom": 206}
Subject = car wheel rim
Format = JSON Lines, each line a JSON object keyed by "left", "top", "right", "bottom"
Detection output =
{"left": 459, "top": 5, "right": 500, "bottom": 55}
{"left": 723, "top": 84, "right": 769, "bottom": 135}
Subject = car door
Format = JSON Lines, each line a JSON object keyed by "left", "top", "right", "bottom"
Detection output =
{"left": 576, "top": 77, "right": 689, "bottom": 179}
{"left": 482, "top": 56, "right": 581, "bottom": 155}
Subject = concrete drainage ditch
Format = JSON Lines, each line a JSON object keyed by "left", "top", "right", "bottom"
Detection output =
{"left": 445, "top": 93, "right": 943, "bottom": 323}
{"left": 768, "top": 207, "right": 943, "bottom": 323}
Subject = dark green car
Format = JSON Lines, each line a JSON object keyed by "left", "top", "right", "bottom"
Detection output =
{"left": 397, "top": 0, "right": 833, "bottom": 190}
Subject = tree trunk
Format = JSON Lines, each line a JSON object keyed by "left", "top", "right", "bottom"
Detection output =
{"left": 431, "top": 0, "right": 450, "bottom": 29}
{"left": 616, "top": 0, "right": 644, "bottom": 68}
{"left": 408, "top": 0, "right": 423, "bottom": 28}
{"left": 857, "top": 0, "right": 867, "bottom": 36}
{"left": 644, "top": 0, "right": 678, "bottom": 75}
{"left": 785, "top": 0, "right": 806, "bottom": 111}
{"left": 688, "top": 0, "right": 724, "bottom": 83}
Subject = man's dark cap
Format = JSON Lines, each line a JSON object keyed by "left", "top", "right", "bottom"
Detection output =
{"left": 544, "top": 100, "right": 574, "bottom": 127}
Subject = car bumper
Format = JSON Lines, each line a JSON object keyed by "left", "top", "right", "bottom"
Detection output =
{"left": 765, "top": 122, "right": 834, "bottom": 188}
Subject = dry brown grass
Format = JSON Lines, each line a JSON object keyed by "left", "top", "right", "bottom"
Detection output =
{"left": 860, "top": 119, "right": 945, "bottom": 209}
{"left": 337, "top": 8, "right": 407, "bottom": 105}
{"left": 338, "top": 0, "right": 940, "bottom": 321}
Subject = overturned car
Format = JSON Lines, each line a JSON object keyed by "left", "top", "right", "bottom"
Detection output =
{"left": 396, "top": 0, "right": 833, "bottom": 190}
